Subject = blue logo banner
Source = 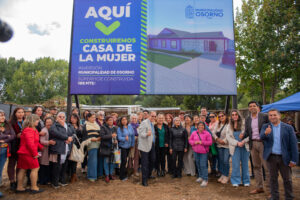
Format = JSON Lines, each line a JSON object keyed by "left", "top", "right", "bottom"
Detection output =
{"left": 70, "top": 0, "right": 237, "bottom": 95}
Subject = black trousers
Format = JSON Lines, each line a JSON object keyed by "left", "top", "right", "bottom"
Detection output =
{"left": 140, "top": 143, "right": 156, "bottom": 183}
{"left": 267, "top": 154, "right": 294, "bottom": 200}
{"left": 59, "top": 159, "right": 68, "bottom": 184}
{"left": 120, "top": 148, "right": 130, "bottom": 180}
{"left": 166, "top": 148, "right": 173, "bottom": 174}
{"left": 156, "top": 147, "right": 167, "bottom": 172}
{"left": 38, "top": 164, "right": 50, "bottom": 185}
{"left": 50, "top": 155, "right": 62, "bottom": 186}
{"left": 67, "top": 160, "right": 77, "bottom": 177}
{"left": 50, "top": 155, "right": 68, "bottom": 186}
{"left": 172, "top": 150, "right": 184, "bottom": 177}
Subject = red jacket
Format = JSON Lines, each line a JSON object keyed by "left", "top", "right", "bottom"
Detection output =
{"left": 17, "top": 127, "right": 43, "bottom": 157}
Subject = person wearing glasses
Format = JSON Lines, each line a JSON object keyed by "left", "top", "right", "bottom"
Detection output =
{"left": 208, "top": 112, "right": 219, "bottom": 176}
{"left": 183, "top": 115, "right": 197, "bottom": 177}
{"left": 169, "top": 117, "right": 188, "bottom": 179}
{"left": 138, "top": 111, "right": 157, "bottom": 186}
{"left": 49, "top": 112, "right": 74, "bottom": 188}
{"left": 212, "top": 111, "right": 230, "bottom": 184}
{"left": 96, "top": 111, "right": 105, "bottom": 127}
{"left": 227, "top": 110, "right": 250, "bottom": 187}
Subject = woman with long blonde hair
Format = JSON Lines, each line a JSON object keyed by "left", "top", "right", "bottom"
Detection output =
{"left": 16, "top": 114, "right": 44, "bottom": 194}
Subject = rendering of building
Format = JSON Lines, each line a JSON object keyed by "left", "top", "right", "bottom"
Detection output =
{"left": 148, "top": 28, "right": 234, "bottom": 54}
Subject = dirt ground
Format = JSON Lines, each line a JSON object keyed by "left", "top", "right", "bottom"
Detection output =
{"left": 1, "top": 164, "right": 300, "bottom": 200}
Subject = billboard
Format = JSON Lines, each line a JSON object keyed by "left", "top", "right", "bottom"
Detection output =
{"left": 70, "top": 0, "right": 237, "bottom": 95}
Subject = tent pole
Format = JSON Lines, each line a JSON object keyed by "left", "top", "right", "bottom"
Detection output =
{"left": 232, "top": 95, "right": 237, "bottom": 109}
{"left": 75, "top": 94, "right": 80, "bottom": 117}
{"left": 225, "top": 95, "right": 230, "bottom": 114}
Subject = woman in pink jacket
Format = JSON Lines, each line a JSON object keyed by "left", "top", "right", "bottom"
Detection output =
{"left": 189, "top": 121, "right": 212, "bottom": 187}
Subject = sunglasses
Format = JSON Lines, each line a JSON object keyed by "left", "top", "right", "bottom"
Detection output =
{"left": 209, "top": 116, "right": 215, "bottom": 118}
{"left": 219, "top": 115, "right": 225, "bottom": 118}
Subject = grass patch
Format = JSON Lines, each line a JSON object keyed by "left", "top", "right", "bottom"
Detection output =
{"left": 147, "top": 51, "right": 189, "bottom": 69}
{"left": 149, "top": 48, "right": 201, "bottom": 58}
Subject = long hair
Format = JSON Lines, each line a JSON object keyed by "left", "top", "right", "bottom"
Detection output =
{"left": 0, "top": 110, "right": 10, "bottom": 130}
{"left": 218, "top": 111, "right": 229, "bottom": 128}
{"left": 9, "top": 107, "right": 25, "bottom": 125}
{"left": 118, "top": 116, "right": 128, "bottom": 132}
{"left": 166, "top": 113, "right": 173, "bottom": 128}
{"left": 230, "top": 110, "right": 243, "bottom": 131}
{"left": 69, "top": 113, "right": 80, "bottom": 128}
{"left": 22, "top": 114, "right": 40, "bottom": 130}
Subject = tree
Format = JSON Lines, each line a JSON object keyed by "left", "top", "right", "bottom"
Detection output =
{"left": 161, "top": 96, "right": 177, "bottom": 107}
{"left": 6, "top": 57, "right": 68, "bottom": 104}
{"left": 235, "top": 0, "right": 300, "bottom": 104}
{"left": 0, "top": 57, "right": 24, "bottom": 102}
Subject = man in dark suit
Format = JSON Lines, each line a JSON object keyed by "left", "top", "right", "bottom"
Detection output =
{"left": 242, "top": 101, "right": 270, "bottom": 195}
{"left": 260, "top": 109, "right": 298, "bottom": 200}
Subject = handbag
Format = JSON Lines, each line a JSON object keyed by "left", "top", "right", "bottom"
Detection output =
{"left": 69, "top": 135, "right": 85, "bottom": 163}
{"left": 113, "top": 143, "right": 121, "bottom": 164}
{"left": 209, "top": 143, "right": 218, "bottom": 156}
{"left": 196, "top": 131, "right": 208, "bottom": 153}
{"left": 216, "top": 124, "right": 226, "bottom": 138}
{"left": 99, "top": 144, "right": 113, "bottom": 157}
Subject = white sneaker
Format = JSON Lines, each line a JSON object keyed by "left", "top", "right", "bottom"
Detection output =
{"left": 232, "top": 184, "right": 239, "bottom": 187}
{"left": 221, "top": 176, "right": 229, "bottom": 184}
{"left": 217, "top": 175, "right": 224, "bottom": 182}
{"left": 244, "top": 183, "right": 250, "bottom": 187}
{"left": 200, "top": 180, "right": 208, "bottom": 187}
{"left": 196, "top": 177, "right": 203, "bottom": 183}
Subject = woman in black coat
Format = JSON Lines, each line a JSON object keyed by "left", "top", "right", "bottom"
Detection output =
{"left": 169, "top": 117, "right": 188, "bottom": 178}
{"left": 154, "top": 113, "right": 170, "bottom": 177}
{"left": 49, "top": 112, "right": 74, "bottom": 188}
{"left": 68, "top": 114, "right": 82, "bottom": 183}
{"left": 99, "top": 116, "right": 118, "bottom": 183}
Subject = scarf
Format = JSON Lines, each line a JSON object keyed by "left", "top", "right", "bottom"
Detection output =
{"left": 130, "top": 123, "right": 139, "bottom": 136}
{"left": 86, "top": 121, "right": 100, "bottom": 136}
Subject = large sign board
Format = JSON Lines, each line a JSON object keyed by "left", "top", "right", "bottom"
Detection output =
{"left": 70, "top": 0, "right": 237, "bottom": 95}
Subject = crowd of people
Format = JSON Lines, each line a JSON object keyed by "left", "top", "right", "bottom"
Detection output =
{"left": 0, "top": 101, "right": 298, "bottom": 200}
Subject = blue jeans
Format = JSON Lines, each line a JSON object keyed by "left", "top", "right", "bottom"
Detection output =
{"left": 103, "top": 157, "right": 115, "bottom": 176}
{"left": 194, "top": 152, "right": 208, "bottom": 181}
{"left": 231, "top": 147, "right": 250, "bottom": 185}
{"left": 0, "top": 148, "right": 7, "bottom": 184}
{"left": 87, "top": 148, "right": 102, "bottom": 180}
{"left": 217, "top": 147, "right": 230, "bottom": 177}
{"left": 99, "top": 156, "right": 115, "bottom": 176}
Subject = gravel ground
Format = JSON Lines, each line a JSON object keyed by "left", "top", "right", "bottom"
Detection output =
{"left": 1, "top": 163, "right": 300, "bottom": 200}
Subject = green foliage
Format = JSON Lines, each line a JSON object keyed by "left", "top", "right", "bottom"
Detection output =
{"left": 183, "top": 96, "right": 226, "bottom": 110}
{"left": 235, "top": 0, "right": 300, "bottom": 104}
{"left": 0, "top": 57, "right": 25, "bottom": 102}
{"left": 5, "top": 57, "right": 68, "bottom": 104}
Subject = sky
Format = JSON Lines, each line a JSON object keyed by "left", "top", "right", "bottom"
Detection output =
{"left": 0, "top": 0, "right": 242, "bottom": 61}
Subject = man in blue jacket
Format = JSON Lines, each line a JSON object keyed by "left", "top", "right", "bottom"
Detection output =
{"left": 260, "top": 109, "right": 298, "bottom": 200}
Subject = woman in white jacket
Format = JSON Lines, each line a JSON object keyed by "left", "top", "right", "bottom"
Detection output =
{"left": 212, "top": 111, "right": 230, "bottom": 184}
{"left": 226, "top": 110, "right": 250, "bottom": 187}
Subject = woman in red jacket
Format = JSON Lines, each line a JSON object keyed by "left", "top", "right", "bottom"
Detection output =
{"left": 16, "top": 114, "right": 44, "bottom": 194}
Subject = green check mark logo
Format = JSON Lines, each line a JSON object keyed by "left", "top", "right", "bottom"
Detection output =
{"left": 95, "top": 21, "right": 120, "bottom": 35}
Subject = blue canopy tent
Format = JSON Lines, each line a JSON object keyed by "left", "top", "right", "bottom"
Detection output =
{"left": 262, "top": 92, "right": 300, "bottom": 113}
